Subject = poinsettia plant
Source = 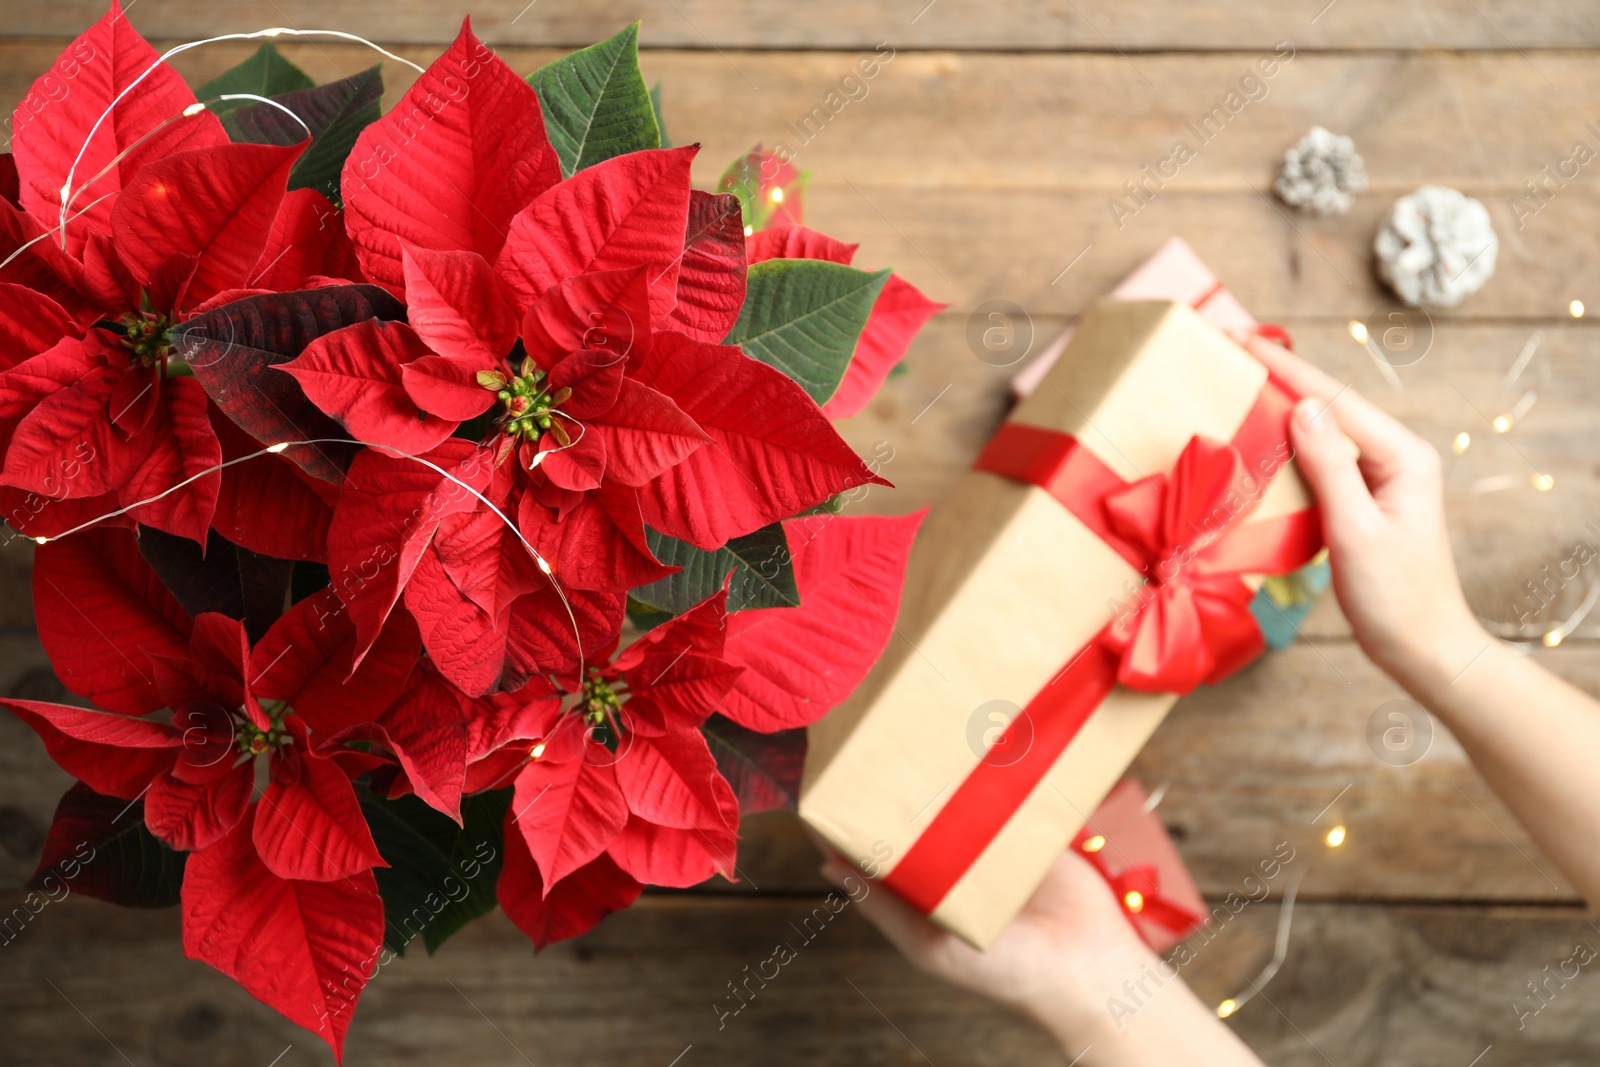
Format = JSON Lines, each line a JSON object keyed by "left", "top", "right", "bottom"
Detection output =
{"left": 1, "top": 6, "right": 942, "bottom": 1060}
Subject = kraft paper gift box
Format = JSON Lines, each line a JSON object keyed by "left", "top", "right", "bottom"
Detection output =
{"left": 1073, "top": 778, "right": 1206, "bottom": 955}
{"left": 801, "top": 298, "right": 1321, "bottom": 950}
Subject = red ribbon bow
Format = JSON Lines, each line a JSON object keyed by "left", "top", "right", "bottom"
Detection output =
{"left": 882, "top": 368, "right": 1323, "bottom": 919}
{"left": 1098, "top": 435, "right": 1281, "bottom": 694}
{"left": 1106, "top": 863, "right": 1203, "bottom": 939}
{"left": 1072, "top": 826, "right": 1204, "bottom": 941}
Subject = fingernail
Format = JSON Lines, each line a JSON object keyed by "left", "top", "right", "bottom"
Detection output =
{"left": 1294, "top": 397, "right": 1326, "bottom": 433}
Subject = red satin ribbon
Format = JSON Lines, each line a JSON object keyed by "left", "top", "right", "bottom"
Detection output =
{"left": 883, "top": 370, "right": 1322, "bottom": 917}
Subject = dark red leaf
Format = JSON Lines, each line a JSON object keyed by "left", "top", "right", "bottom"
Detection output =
{"left": 702, "top": 715, "right": 806, "bottom": 815}
{"left": 29, "top": 780, "right": 186, "bottom": 907}
{"left": 137, "top": 525, "right": 293, "bottom": 644}
{"left": 176, "top": 284, "right": 406, "bottom": 482}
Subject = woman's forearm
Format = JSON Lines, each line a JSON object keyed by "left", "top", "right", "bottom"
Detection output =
{"left": 1023, "top": 942, "right": 1267, "bottom": 1066}
{"left": 1388, "top": 619, "right": 1600, "bottom": 904}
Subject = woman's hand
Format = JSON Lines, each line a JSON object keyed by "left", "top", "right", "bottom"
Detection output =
{"left": 824, "top": 846, "right": 1267, "bottom": 1064}
{"left": 1244, "top": 335, "right": 1488, "bottom": 688}
{"left": 1244, "top": 334, "right": 1600, "bottom": 906}
{"left": 822, "top": 848, "right": 1150, "bottom": 1040}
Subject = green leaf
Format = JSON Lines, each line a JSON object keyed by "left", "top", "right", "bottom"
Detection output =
{"left": 702, "top": 715, "right": 806, "bottom": 815}
{"left": 29, "top": 782, "right": 185, "bottom": 909}
{"left": 649, "top": 82, "right": 672, "bottom": 148}
{"left": 725, "top": 259, "right": 890, "bottom": 404}
{"left": 221, "top": 66, "right": 384, "bottom": 202}
{"left": 528, "top": 22, "right": 659, "bottom": 177}
{"left": 362, "top": 790, "right": 510, "bottom": 956}
{"left": 633, "top": 523, "right": 799, "bottom": 615}
{"left": 194, "top": 43, "right": 314, "bottom": 115}
{"left": 626, "top": 594, "right": 674, "bottom": 631}
{"left": 424, "top": 791, "right": 511, "bottom": 953}
{"left": 796, "top": 494, "right": 844, "bottom": 517}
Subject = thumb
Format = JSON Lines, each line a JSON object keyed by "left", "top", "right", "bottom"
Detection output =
{"left": 1290, "top": 396, "right": 1380, "bottom": 540}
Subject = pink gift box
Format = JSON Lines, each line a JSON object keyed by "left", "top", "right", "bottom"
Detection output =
{"left": 1076, "top": 778, "right": 1206, "bottom": 954}
{"left": 1012, "top": 237, "right": 1257, "bottom": 401}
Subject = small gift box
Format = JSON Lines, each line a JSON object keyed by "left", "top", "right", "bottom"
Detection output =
{"left": 801, "top": 298, "right": 1321, "bottom": 949}
{"left": 1075, "top": 779, "right": 1205, "bottom": 954}
{"left": 1010, "top": 236, "right": 1262, "bottom": 401}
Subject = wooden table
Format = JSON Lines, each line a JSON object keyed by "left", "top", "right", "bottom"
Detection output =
{"left": 4, "top": 3, "right": 1600, "bottom": 1063}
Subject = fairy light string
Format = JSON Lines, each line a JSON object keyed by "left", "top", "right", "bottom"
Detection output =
{"left": 1215, "top": 865, "right": 1308, "bottom": 1019}
{"left": 25, "top": 437, "right": 588, "bottom": 691}
{"left": 13, "top": 25, "right": 671, "bottom": 779}
{"left": 3, "top": 88, "right": 313, "bottom": 275}
{"left": 55, "top": 27, "right": 426, "bottom": 250}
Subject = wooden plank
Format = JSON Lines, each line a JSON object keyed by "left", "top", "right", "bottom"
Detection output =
{"left": 7, "top": 0, "right": 1600, "bottom": 51}
{"left": 789, "top": 188, "right": 1600, "bottom": 320}
{"left": 6, "top": 45, "right": 1600, "bottom": 197}
{"left": 0, "top": 636, "right": 74, "bottom": 892}
{"left": 2, "top": 893, "right": 1597, "bottom": 1065}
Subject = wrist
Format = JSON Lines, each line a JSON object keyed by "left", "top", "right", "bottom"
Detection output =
{"left": 1380, "top": 610, "right": 1494, "bottom": 700}
{"left": 1016, "top": 940, "right": 1163, "bottom": 1051}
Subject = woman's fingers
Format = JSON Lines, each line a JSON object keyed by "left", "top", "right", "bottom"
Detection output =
{"left": 1241, "top": 332, "right": 1434, "bottom": 494}
{"left": 1290, "top": 397, "right": 1382, "bottom": 541}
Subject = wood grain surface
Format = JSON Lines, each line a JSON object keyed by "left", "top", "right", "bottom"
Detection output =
{"left": 6, "top": 0, "right": 1600, "bottom": 50}
{"left": 4, "top": 6, "right": 1600, "bottom": 1065}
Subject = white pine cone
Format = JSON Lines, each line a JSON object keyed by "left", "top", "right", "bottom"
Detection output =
{"left": 1274, "top": 126, "right": 1367, "bottom": 216}
{"left": 1374, "top": 186, "right": 1498, "bottom": 308}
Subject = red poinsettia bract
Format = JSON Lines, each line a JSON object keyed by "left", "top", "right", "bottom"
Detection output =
{"left": 11, "top": 528, "right": 470, "bottom": 1059}
{"left": 299, "top": 24, "right": 888, "bottom": 696}
{"left": 0, "top": 2, "right": 365, "bottom": 546}
{"left": 3, "top": 9, "right": 938, "bottom": 1062}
